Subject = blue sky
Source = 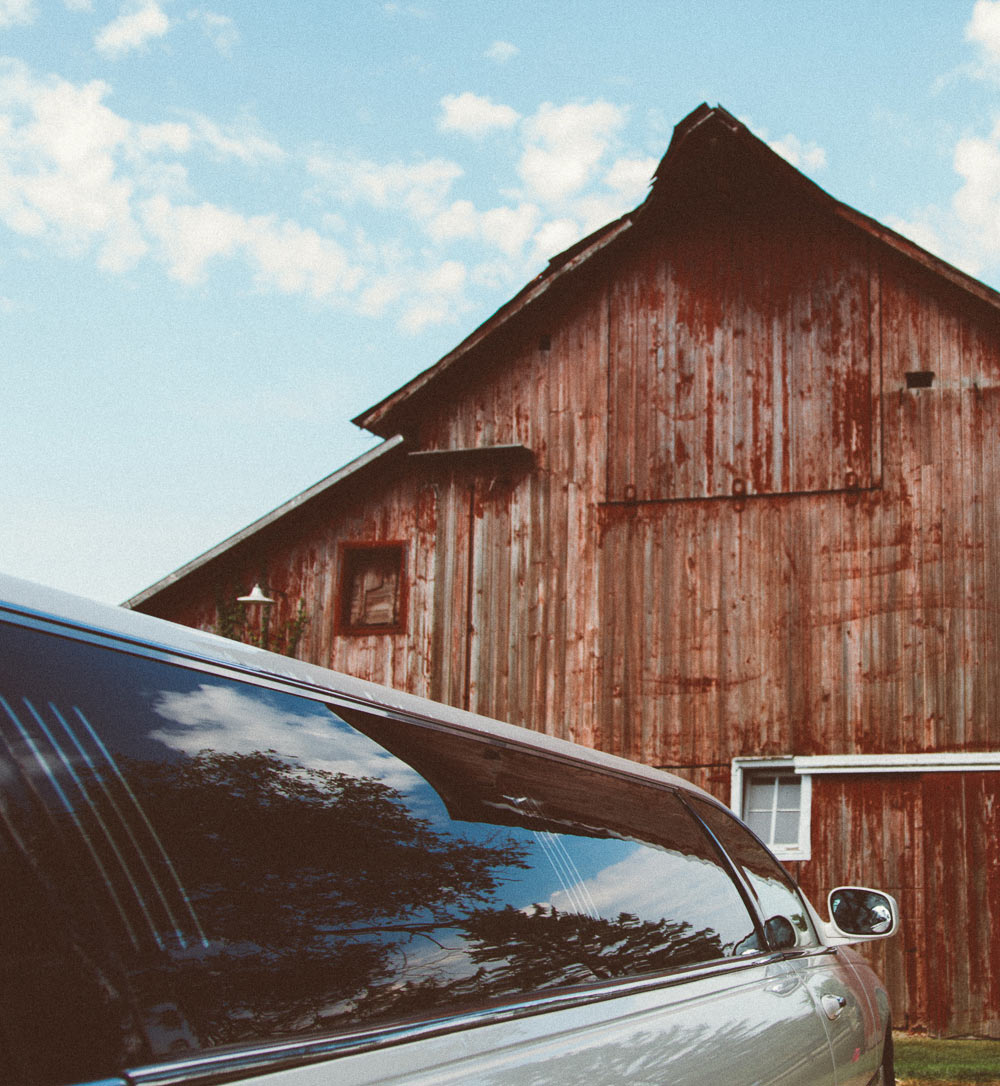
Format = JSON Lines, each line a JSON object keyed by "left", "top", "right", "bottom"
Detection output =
{"left": 5, "top": 1, "right": 1000, "bottom": 604}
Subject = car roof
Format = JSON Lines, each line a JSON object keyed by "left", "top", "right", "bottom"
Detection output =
{"left": 0, "top": 572, "right": 715, "bottom": 802}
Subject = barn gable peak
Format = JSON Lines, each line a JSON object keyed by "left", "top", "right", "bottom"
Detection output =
{"left": 354, "top": 102, "right": 1000, "bottom": 440}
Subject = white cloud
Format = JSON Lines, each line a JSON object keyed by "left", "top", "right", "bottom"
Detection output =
{"left": 359, "top": 274, "right": 406, "bottom": 316}
{"left": 480, "top": 202, "right": 540, "bottom": 255}
{"left": 545, "top": 154, "right": 655, "bottom": 236}
{"left": 400, "top": 259, "right": 469, "bottom": 332}
{"left": 140, "top": 195, "right": 244, "bottom": 281}
{"left": 768, "top": 133, "right": 827, "bottom": 172}
{"left": 426, "top": 198, "right": 479, "bottom": 243}
{"left": 134, "top": 120, "right": 192, "bottom": 154}
{"left": 954, "top": 127, "right": 1000, "bottom": 238}
{"left": 306, "top": 96, "right": 648, "bottom": 305}
{"left": 151, "top": 683, "right": 422, "bottom": 794}
{"left": 64, "top": 0, "right": 92, "bottom": 10}
{"left": 191, "top": 115, "right": 284, "bottom": 162}
{"left": 881, "top": 121, "right": 1000, "bottom": 281}
{"left": 0, "top": 55, "right": 663, "bottom": 334}
{"left": 309, "top": 154, "right": 463, "bottom": 220}
{"left": 95, "top": 2, "right": 170, "bottom": 58}
{"left": 874, "top": 8, "right": 1000, "bottom": 282}
{"left": 0, "top": 62, "right": 147, "bottom": 268}
{"left": 967, "top": 0, "right": 1000, "bottom": 63}
{"left": 401, "top": 298, "right": 454, "bottom": 333}
{"left": 603, "top": 155, "right": 657, "bottom": 198}
{"left": 486, "top": 39, "right": 518, "bottom": 63}
{"left": 426, "top": 198, "right": 540, "bottom": 257}
{"left": 189, "top": 9, "right": 238, "bottom": 54}
{"left": 537, "top": 844, "right": 757, "bottom": 941}
{"left": 140, "top": 194, "right": 362, "bottom": 298}
{"left": 438, "top": 92, "right": 520, "bottom": 138}
{"left": 531, "top": 217, "right": 583, "bottom": 262}
{"left": 0, "top": 0, "right": 34, "bottom": 26}
{"left": 245, "top": 216, "right": 362, "bottom": 298}
{"left": 0, "top": 59, "right": 358, "bottom": 302}
{"left": 519, "top": 100, "right": 627, "bottom": 204}
{"left": 424, "top": 258, "right": 466, "bottom": 295}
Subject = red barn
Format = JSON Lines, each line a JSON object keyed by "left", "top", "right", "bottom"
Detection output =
{"left": 129, "top": 104, "right": 1000, "bottom": 1038}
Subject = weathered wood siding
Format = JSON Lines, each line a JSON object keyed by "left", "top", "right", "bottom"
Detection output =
{"left": 647, "top": 250, "right": 994, "bottom": 763}
{"left": 608, "top": 206, "right": 877, "bottom": 502}
{"left": 800, "top": 772, "right": 1000, "bottom": 1038}
{"left": 409, "top": 280, "right": 609, "bottom": 745}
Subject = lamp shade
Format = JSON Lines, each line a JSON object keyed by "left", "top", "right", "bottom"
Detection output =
{"left": 237, "top": 584, "right": 274, "bottom": 605}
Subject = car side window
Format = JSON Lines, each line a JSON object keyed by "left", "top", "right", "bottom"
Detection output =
{"left": 0, "top": 621, "right": 761, "bottom": 1084}
{"left": 688, "top": 796, "right": 820, "bottom": 949}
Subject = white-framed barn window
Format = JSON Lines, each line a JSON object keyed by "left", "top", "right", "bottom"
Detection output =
{"left": 731, "top": 759, "right": 812, "bottom": 861}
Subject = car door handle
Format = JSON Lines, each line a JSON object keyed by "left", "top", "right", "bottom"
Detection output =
{"left": 821, "top": 993, "right": 847, "bottom": 1020}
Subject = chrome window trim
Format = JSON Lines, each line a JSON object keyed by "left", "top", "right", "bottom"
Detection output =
{"left": 0, "top": 607, "right": 710, "bottom": 794}
{"left": 125, "top": 954, "right": 781, "bottom": 1086}
{"left": 679, "top": 793, "right": 772, "bottom": 945}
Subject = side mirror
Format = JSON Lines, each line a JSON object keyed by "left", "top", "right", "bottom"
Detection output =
{"left": 828, "top": 886, "right": 899, "bottom": 941}
{"left": 764, "top": 914, "right": 798, "bottom": 950}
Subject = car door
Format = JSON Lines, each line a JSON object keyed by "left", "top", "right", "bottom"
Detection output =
{"left": 687, "top": 796, "right": 886, "bottom": 1085}
{"left": 787, "top": 947, "right": 883, "bottom": 1086}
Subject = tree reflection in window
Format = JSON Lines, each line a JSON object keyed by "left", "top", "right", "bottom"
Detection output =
{"left": 0, "top": 624, "right": 761, "bottom": 1078}
{"left": 123, "top": 749, "right": 530, "bottom": 1042}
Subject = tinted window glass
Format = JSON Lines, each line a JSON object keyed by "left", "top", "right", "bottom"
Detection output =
{"left": 689, "top": 797, "right": 819, "bottom": 949}
{"left": 0, "top": 623, "right": 757, "bottom": 1083}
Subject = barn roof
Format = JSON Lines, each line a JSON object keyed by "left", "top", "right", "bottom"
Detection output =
{"left": 354, "top": 102, "right": 1000, "bottom": 439}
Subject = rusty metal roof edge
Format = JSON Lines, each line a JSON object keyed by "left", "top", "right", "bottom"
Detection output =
{"left": 123, "top": 435, "right": 406, "bottom": 610}
{"left": 832, "top": 202, "right": 1000, "bottom": 311}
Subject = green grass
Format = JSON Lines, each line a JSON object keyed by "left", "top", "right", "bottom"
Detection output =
{"left": 895, "top": 1033, "right": 1000, "bottom": 1084}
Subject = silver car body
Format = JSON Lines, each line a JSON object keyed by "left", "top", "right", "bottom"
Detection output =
{"left": 0, "top": 575, "right": 896, "bottom": 1086}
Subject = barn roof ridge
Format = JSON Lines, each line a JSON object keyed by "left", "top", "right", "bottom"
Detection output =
{"left": 353, "top": 101, "right": 1000, "bottom": 438}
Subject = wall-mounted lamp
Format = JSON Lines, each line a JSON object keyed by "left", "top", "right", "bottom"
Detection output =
{"left": 237, "top": 584, "right": 274, "bottom": 649}
{"left": 237, "top": 584, "right": 274, "bottom": 606}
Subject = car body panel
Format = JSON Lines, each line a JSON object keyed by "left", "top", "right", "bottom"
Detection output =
{"left": 171, "top": 960, "right": 834, "bottom": 1086}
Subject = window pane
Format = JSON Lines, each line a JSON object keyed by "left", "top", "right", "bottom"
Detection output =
{"left": 745, "top": 810, "right": 772, "bottom": 840}
{"left": 773, "top": 810, "right": 800, "bottom": 845}
{"left": 777, "top": 776, "right": 800, "bottom": 810}
{"left": 339, "top": 544, "right": 405, "bottom": 631}
{"left": 689, "top": 798, "right": 819, "bottom": 949}
{"left": 746, "top": 777, "right": 775, "bottom": 812}
{"left": 0, "top": 622, "right": 758, "bottom": 1084}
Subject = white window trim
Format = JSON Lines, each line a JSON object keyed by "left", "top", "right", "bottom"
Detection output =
{"left": 731, "top": 759, "right": 812, "bottom": 861}
{"left": 732, "top": 751, "right": 1000, "bottom": 864}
